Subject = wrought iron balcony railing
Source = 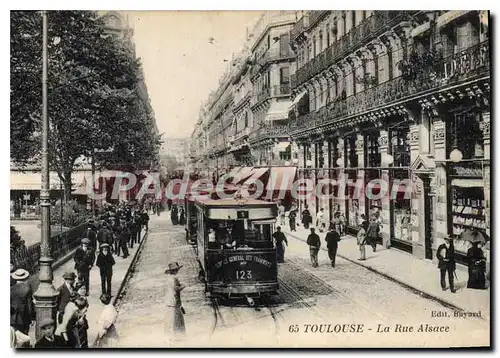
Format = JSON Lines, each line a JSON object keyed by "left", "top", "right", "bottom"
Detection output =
{"left": 292, "top": 40, "right": 490, "bottom": 132}
{"left": 292, "top": 11, "right": 410, "bottom": 88}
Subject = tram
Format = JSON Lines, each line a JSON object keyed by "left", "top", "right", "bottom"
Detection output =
{"left": 187, "top": 197, "right": 279, "bottom": 305}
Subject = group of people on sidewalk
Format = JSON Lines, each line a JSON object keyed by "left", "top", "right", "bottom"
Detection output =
{"left": 170, "top": 204, "right": 186, "bottom": 226}
{"left": 10, "top": 202, "right": 150, "bottom": 348}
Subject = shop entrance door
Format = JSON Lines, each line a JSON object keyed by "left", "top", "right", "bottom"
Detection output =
{"left": 423, "top": 177, "right": 433, "bottom": 260}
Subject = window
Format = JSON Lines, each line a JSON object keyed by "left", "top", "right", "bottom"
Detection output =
{"left": 326, "top": 24, "right": 331, "bottom": 46}
{"left": 319, "top": 31, "right": 323, "bottom": 53}
{"left": 280, "top": 66, "right": 290, "bottom": 84}
{"left": 366, "top": 133, "right": 381, "bottom": 167}
{"left": 313, "top": 36, "right": 317, "bottom": 57}
{"left": 279, "top": 33, "right": 290, "bottom": 56}
{"left": 391, "top": 127, "right": 411, "bottom": 168}
{"left": 448, "top": 112, "right": 484, "bottom": 159}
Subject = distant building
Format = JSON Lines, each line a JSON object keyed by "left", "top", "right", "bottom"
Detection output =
{"left": 160, "top": 138, "right": 191, "bottom": 168}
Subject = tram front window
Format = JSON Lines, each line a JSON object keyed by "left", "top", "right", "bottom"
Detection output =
{"left": 207, "top": 220, "right": 273, "bottom": 250}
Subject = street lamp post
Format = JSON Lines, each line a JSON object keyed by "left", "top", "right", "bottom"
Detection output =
{"left": 33, "top": 10, "right": 59, "bottom": 340}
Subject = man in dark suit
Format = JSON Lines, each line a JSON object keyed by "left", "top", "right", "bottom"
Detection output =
{"left": 325, "top": 225, "right": 341, "bottom": 268}
{"left": 437, "top": 237, "right": 456, "bottom": 293}
{"left": 56, "top": 272, "right": 76, "bottom": 323}
{"left": 306, "top": 228, "right": 321, "bottom": 268}
{"left": 34, "top": 317, "right": 68, "bottom": 348}
{"left": 10, "top": 269, "right": 35, "bottom": 335}
{"left": 74, "top": 238, "right": 94, "bottom": 294}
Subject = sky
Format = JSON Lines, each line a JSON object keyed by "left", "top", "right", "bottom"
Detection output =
{"left": 129, "top": 11, "right": 262, "bottom": 140}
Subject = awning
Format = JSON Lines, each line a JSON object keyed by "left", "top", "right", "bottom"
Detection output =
{"left": 265, "top": 100, "right": 292, "bottom": 121}
{"left": 266, "top": 167, "right": 297, "bottom": 191}
{"left": 232, "top": 167, "right": 254, "bottom": 184}
{"left": 243, "top": 167, "right": 269, "bottom": 186}
{"left": 277, "top": 141, "right": 290, "bottom": 152}
{"left": 436, "top": 10, "right": 470, "bottom": 28}
{"left": 11, "top": 171, "right": 63, "bottom": 191}
{"left": 291, "top": 91, "right": 307, "bottom": 107}
{"left": 451, "top": 178, "right": 484, "bottom": 188}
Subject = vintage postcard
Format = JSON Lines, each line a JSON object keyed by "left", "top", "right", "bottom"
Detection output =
{"left": 10, "top": 10, "right": 490, "bottom": 349}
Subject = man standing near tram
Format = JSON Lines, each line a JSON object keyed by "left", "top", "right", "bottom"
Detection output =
{"left": 272, "top": 226, "right": 288, "bottom": 263}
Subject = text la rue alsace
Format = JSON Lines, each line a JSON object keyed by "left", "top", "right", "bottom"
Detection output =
{"left": 289, "top": 323, "right": 450, "bottom": 334}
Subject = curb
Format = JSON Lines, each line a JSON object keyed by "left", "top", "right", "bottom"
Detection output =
{"left": 285, "top": 230, "right": 487, "bottom": 320}
{"left": 91, "top": 229, "right": 150, "bottom": 347}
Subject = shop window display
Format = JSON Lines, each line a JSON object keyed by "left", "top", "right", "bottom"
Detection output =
{"left": 451, "top": 186, "right": 487, "bottom": 253}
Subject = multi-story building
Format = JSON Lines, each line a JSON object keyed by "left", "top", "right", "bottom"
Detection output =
{"left": 288, "top": 10, "right": 489, "bottom": 263}
{"left": 191, "top": 11, "right": 298, "bottom": 174}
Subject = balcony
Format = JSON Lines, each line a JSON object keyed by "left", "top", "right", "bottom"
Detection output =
{"left": 292, "top": 40, "right": 490, "bottom": 132}
{"left": 292, "top": 11, "right": 411, "bottom": 88}
{"left": 250, "top": 48, "right": 296, "bottom": 78}
{"left": 252, "top": 84, "right": 292, "bottom": 107}
{"left": 249, "top": 124, "right": 291, "bottom": 143}
{"left": 290, "top": 11, "right": 330, "bottom": 41}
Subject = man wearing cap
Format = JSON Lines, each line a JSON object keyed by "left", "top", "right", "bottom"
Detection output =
{"left": 97, "top": 220, "right": 113, "bottom": 250}
{"left": 56, "top": 272, "right": 76, "bottom": 324}
{"left": 74, "top": 238, "right": 94, "bottom": 294}
{"left": 164, "top": 262, "right": 186, "bottom": 343}
{"left": 437, "top": 237, "right": 457, "bottom": 293}
{"left": 10, "top": 269, "right": 35, "bottom": 335}
{"left": 86, "top": 219, "right": 98, "bottom": 250}
{"left": 96, "top": 244, "right": 115, "bottom": 297}
{"left": 34, "top": 317, "right": 68, "bottom": 348}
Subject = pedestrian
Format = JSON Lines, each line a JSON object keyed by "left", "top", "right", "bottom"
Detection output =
{"left": 289, "top": 208, "right": 297, "bottom": 232}
{"left": 301, "top": 206, "right": 312, "bottom": 229}
{"left": 171, "top": 205, "right": 179, "bottom": 225}
{"left": 117, "top": 219, "right": 130, "bottom": 259}
{"left": 278, "top": 203, "right": 285, "bottom": 226}
{"left": 97, "top": 220, "right": 113, "bottom": 249}
{"left": 164, "top": 262, "right": 186, "bottom": 344}
{"left": 128, "top": 216, "right": 137, "bottom": 249}
{"left": 10, "top": 326, "right": 30, "bottom": 348}
{"left": 365, "top": 216, "right": 379, "bottom": 252}
{"left": 316, "top": 208, "right": 326, "bottom": 233}
{"left": 10, "top": 269, "right": 35, "bottom": 335}
{"left": 467, "top": 241, "right": 487, "bottom": 290}
{"left": 95, "top": 294, "right": 119, "bottom": 348}
{"left": 306, "top": 228, "right": 321, "bottom": 268}
{"left": 62, "top": 296, "right": 89, "bottom": 348}
{"left": 357, "top": 227, "right": 367, "bottom": 260}
{"left": 111, "top": 218, "right": 121, "bottom": 256}
{"left": 325, "top": 224, "right": 341, "bottom": 267}
{"left": 134, "top": 213, "right": 142, "bottom": 244}
{"left": 272, "top": 226, "right": 288, "bottom": 263}
{"left": 436, "top": 237, "right": 456, "bottom": 293}
{"left": 34, "top": 317, "right": 68, "bottom": 348}
{"left": 157, "top": 201, "right": 161, "bottom": 217}
{"left": 74, "top": 238, "right": 94, "bottom": 294}
{"left": 56, "top": 272, "right": 76, "bottom": 324}
{"left": 96, "top": 243, "right": 115, "bottom": 297}
{"left": 178, "top": 206, "right": 186, "bottom": 226}
{"left": 141, "top": 210, "right": 150, "bottom": 231}
{"left": 86, "top": 219, "right": 98, "bottom": 251}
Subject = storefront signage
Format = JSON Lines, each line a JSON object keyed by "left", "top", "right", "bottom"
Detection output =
{"left": 214, "top": 255, "right": 272, "bottom": 269}
{"left": 450, "top": 163, "right": 483, "bottom": 177}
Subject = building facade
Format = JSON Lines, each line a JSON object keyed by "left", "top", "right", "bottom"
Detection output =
{"left": 191, "top": 11, "right": 298, "bottom": 174}
{"left": 288, "top": 10, "right": 490, "bottom": 263}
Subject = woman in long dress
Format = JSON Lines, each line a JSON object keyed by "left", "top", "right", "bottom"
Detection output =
{"left": 164, "top": 262, "right": 186, "bottom": 345}
{"left": 467, "top": 241, "right": 487, "bottom": 289}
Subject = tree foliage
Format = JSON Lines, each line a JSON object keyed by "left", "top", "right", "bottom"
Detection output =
{"left": 10, "top": 11, "right": 161, "bottom": 200}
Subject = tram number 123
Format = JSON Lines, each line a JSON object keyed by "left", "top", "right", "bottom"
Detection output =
{"left": 235, "top": 270, "right": 253, "bottom": 280}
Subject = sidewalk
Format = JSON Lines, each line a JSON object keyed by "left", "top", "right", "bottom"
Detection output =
{"left": 49, "top": 215, "right": 161, "bottom": 347}
{"left": 281, "top": 224, "right": 490, "bottom": 320}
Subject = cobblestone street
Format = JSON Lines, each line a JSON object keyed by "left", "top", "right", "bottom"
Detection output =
{"left": 107, "top": 214, "right": 489, "bottom": 348}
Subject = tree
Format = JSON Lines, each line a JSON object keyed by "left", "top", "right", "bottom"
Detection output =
{"left": 11, "top": 11, "right": 161, "bottom": 200}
